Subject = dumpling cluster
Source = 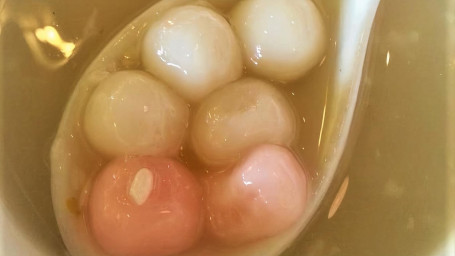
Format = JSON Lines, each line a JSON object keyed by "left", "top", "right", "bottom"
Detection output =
{"left": 81, "top": 1, "right": 325, "bottom": 256}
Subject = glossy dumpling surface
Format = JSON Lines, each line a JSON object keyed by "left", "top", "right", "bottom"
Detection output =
{"left": 204, "top": 144, "right": 308, "bottom": 245}
{"left": 84, "top": 70, "right": 189, "bottom": 157}
{"left": 88, "top": 156, "right": 203, "bottom": 256}
{"left": 230, "top": 0, "right": 326, "bottom": 82}
{"left": 191, "top": 78, "right": 296, "bottom": 166}
{"left": 142, "top": 5, "right": 243, "bottom": 102}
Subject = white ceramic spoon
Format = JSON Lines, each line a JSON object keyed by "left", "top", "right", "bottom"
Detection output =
{"left": 50, "top": 0, "right": 381, "bottom": 255}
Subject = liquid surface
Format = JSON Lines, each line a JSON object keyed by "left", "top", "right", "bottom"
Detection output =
{"left": 0, "top": 0, "right": 453, "bottom": 256}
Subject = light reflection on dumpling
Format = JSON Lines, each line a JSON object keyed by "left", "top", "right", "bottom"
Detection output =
{"left": 142, "top": 5, "right": 243, "bottom": 102}
{"left": 230, "top": 0, "right": 326, "bottom": 82}
{"left": 84, "top": 70, "right": 189, "bottom": 157}
{"left": 88, "top": 156, "right": 203, "bottom": 256}
{"left": 191, "top": 78, "right": 296, "bottom": 166}
{"left": 204, "top": 144, "right": 308, "bottom": 246}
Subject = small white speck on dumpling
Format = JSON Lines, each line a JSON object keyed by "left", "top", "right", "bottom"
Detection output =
{"left": 142, "top": 5, "right": 243, "bottom": 102}
{"left": 230, "top": 0, "right": 326, "bottom": 82}
{"left": 83, "top": 70, "right": 189, "bottom": 157}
